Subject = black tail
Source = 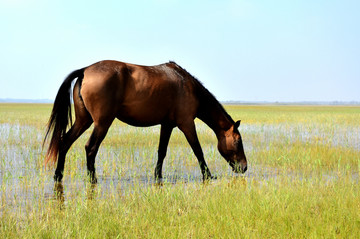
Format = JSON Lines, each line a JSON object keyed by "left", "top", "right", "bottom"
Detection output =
{"left": 43, "top": 68, "right": 85, "bottom": 166}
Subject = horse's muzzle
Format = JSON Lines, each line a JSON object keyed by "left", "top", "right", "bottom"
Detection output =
{"left": 231, "top": 162, "right": 247, "bottom": 174}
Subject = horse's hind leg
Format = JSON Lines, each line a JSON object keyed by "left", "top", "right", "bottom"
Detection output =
{"left": 54, "top": 79, "right": 93, "bottom": 182}
{"left": 55, "top": 119, "right": 92, "bottom": 182}
{"left": 85, "top": 121, "right": 113, "bottom": 184}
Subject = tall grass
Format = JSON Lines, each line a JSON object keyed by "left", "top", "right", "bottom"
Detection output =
{"left": 1, "top": 176, "right": 359, "bottom": 238}
{"left": 0, "top": 103, "right": 359, "bottom": 238}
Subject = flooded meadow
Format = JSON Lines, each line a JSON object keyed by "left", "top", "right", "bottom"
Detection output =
{"left": 1, "top": 104, "right": 359, "bottom": 238}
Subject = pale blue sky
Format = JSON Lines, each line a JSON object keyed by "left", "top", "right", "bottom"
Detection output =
{"left": 1, "top": 0, "right": 359, "bottom": 102}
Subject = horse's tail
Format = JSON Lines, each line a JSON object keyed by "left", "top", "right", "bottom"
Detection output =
{"left": 43, "top": 68, "right": 85, "bottom": 166}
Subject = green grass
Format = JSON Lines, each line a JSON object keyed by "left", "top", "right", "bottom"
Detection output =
{"left": 0, "top": 103, "right": 360, "bottom": 238}
{"left": 1, "top": 176, "right": 359, "bottom": 238}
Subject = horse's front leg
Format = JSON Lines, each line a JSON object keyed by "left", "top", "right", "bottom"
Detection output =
{"left": 178, "top": 121, "right": 213, "bottom": 180}
{"left": 155, "top": 124, "right": 174, "bottom": 181}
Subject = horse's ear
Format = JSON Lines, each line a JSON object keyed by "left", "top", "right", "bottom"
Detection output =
{"left": 234, "top": 120, "right": 241, "bottom": 129}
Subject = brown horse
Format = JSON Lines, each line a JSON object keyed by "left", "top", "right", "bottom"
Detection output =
{"left": 43, "top": 60, "right": 247, "bottom": 183}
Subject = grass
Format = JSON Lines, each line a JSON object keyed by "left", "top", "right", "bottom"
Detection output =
{"left": 0, "top": 103, "right": 360, "bottom": 238}
{"left": 1, "top": 176, "right": 359, "bottom": 238}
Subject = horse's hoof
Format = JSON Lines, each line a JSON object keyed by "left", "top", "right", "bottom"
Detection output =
{"left": 90, "top": 178, "right": 97, "bottom": 184}
{"left": 54, "top": 174, "right": 63, "bottom": 182}
{"left": 90, "top": 177, "right": 98, "bottom": 184}
{"left": 87, "top": 171, "right": 97, "bottom": 184}
{"left": 155, "top": 177, "right": 164, "bottom": 185}
{"left": 203, "top": 175, "right": 217, "bottom": 182}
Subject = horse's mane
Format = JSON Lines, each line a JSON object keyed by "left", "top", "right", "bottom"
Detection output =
{"left": 168, "top": 61, "right": 234, "bottom": 124}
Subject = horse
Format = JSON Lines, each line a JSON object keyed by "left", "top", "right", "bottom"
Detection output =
{"left": 43, "top": 60, "right": 247, "bottom": 183}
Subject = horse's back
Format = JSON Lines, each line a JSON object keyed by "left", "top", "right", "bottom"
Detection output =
{"left": 79, "top": 60, "right": 197, "bottom": 126}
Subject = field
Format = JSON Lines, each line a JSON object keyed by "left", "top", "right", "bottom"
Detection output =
{"left": 1, "top": 103, "right": 359, "bottom": 238}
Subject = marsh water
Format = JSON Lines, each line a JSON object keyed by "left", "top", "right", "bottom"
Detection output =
{"left": 1, "top": 117, "right": 359, "bottom": 214}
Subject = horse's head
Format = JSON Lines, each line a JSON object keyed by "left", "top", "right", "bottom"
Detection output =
{"left": 217, "top": 120, "right": 247, "bottom": 174}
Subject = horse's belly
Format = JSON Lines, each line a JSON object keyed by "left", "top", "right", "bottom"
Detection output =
{"left": 117, "top": 101, "right": 173, "bottom": 127}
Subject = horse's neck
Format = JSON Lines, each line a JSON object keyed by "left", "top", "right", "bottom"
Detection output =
{"left": 197, "top": 100, "right": 233, "bottom": 139}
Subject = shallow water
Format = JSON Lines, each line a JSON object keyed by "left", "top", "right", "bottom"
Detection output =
{"left": 0, "top": 122, "right": 359, "bottom": 215}
{"left": 243, "top": 123, "right": 360, "bottom": 151}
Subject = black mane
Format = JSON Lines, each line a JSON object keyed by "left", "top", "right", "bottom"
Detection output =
{"left": 168, "top": 61, "right": 234, "bottom": 124}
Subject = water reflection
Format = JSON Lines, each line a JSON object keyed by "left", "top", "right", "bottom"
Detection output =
{"left": 44, "top": 165, "right": 268, "bottom": 207}
{"left": 51, "top": 181, "right": 98, "bottom": 208}
{"left": 53, "top": 182, "right": 64, "bottom": 209}
{"left": 86, "top": 183, "right": 97, "bottom": 200}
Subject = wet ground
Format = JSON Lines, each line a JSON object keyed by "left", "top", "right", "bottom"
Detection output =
{"left": 1, "top": 121, "right": 359, "bottom": 214}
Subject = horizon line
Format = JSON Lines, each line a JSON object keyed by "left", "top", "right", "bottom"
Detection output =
{"left": 1, "top": 98, "right": 360, "bottom": 105}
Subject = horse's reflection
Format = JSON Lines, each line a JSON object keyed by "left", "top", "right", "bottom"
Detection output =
{"left": 86, "top": 183, "right": 97, "bottom": 200}
{"left": 53, "top": 182, "right": 97, "bottom": 209}
{"left": 53, "top": 182, "right": 65, "bottom": 209}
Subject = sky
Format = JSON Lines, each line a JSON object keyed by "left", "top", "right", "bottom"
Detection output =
{"left": 1, "top": 0, "right": 359, "bottom": 102}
